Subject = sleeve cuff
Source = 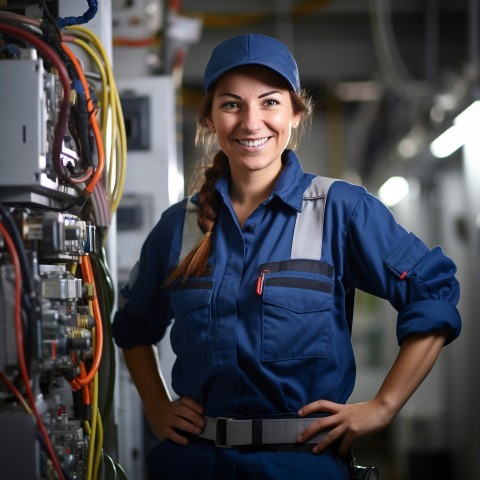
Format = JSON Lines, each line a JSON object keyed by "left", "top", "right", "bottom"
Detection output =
{"left": 396, "top": 299, "right": 461, "bottom": 346}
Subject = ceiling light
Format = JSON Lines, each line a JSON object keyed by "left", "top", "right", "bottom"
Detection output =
{"left": 430, "top": 100, "right": 480, "bottom": 158}
{"left": 378, "top": 176, "right": 409, "bottom": 207}
{"left": 429, "top": 125, "right": 463, "bottom": 158}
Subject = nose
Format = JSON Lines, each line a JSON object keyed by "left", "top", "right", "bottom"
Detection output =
{"left": 241, "top": 104, "right": 262, "bottom": 133}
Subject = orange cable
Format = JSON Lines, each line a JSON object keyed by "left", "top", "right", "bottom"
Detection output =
{"left": 113, "top": 36, "right": 157, "bottom": 47}
{"left": 75, "top": 255, "right": 103, "bottom": 386}
{"left": 0, "top": 222, "right": 65, "bottom": 480}
{"left": 61, "top": 42, "right": 105, "bottom": 197}
{"left": 80, "top": 362, "right": 91, "bottom": 405}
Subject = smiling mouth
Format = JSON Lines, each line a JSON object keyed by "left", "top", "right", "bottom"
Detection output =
{"left": 237, "top": 137, "right": 269, "bottom": 147}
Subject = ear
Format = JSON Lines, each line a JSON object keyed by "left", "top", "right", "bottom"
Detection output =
{"left": 292, "top": 112, "right": 302, "bottom": 129}
{"left": 206, "top": 117, "right": 216, "bottom": 133}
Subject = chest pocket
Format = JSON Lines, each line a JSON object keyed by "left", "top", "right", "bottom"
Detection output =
{"left": 169, "top": 278, "right": 213, "bottom": 359}
{"left": 259, "top": 259, "right": 333, "bottom": 361}
{"left": 260, "top": 176, "right": 337, "bottom": 362}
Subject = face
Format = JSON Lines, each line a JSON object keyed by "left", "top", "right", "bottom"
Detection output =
{"left": 207, "top": 66, "right": 301, "bottom": 179}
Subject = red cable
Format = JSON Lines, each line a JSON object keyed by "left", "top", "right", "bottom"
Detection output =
{"left": 0, "top": 371, "right": 32, "bottom": 414}
{"left": 0, "top": 22, "right": 72, "bottom": 183}
{"left": 69, "top": 166, "right": 94, "bottom": 184}
{"left": 0, "top": 222, "right": 65, "bottom": 480}
{"left": 75, "top": 255, "right": 103, "bottom": 386}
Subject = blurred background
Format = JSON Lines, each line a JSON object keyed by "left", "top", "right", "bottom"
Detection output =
{"left": 0, "top": 1, "right": 478, "bottom": 479}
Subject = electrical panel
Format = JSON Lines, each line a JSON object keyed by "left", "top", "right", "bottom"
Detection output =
{"left": 0, "top": 4, "right": 126, "bottom": 479}
{"left": 0, "top": 55, "right": 77, "bottom": 207}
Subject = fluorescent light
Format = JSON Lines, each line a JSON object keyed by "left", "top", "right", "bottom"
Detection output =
{"left": 430, "top": 100, "right": 480, "bottom": 158}
{"left": 429, "top": 125, "right": 463, "bottom": 158}
{"left": 378, "top": 176, "right": 410, "bottom": 207}
{"left": 455, "top": 100, "right": 480, "bottom": 125}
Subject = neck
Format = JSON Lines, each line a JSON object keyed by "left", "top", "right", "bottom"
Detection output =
{"left": 229, "top": 161, "right": 283, "bottom": 228}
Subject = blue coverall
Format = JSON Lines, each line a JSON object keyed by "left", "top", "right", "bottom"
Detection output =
{"left": 112, "top": 150, "right": 461, "bottom": 479}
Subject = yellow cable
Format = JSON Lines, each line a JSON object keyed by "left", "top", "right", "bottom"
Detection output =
{"left": 70, "top": 262, "right": 78, "bottom": 276}
{"left": 67, "top": 26, "right": 127, "bottom": 216}
{"left": 110, "top": 90, "right": 127, "bottom": 215}
{"left": 67, "top": 28, "right": 116, "bottom": 201}
{"left": 93, "top": 407, "right": 104, "bottom": 479}
{"left": 85, "top": 25, "right": 127, "bottom": 216}
{"left": 86, "top": 329, "right": 98, "bottom": 480}
{"left": 83, "top": 419, "right": 92, "bottom": 437}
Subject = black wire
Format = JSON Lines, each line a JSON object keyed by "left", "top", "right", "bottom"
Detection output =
{"left": 69, "top": 90, "right": 94, "bottom": 168}
{"left": 0, "top": 205, "right": 35, "bottom": 295}
{"left": 41, "top": 0, "right": 62, "bottom": 41}
{"left": 38, "top": 20, "right": 77, "bottom": 81}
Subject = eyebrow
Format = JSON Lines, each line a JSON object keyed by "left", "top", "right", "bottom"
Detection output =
{"left": 217, "top": 90, "right": 283, "bottom": 100}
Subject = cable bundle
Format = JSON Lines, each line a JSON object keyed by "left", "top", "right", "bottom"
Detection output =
{"left": 0, "top": 4, "right": 127, "bottom": 478}
{"left": 0, "top": 9, "right": 127, "bottom": 229}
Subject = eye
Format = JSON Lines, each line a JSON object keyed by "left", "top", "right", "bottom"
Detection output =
{"left": 264, "top": 98, "right": 280, "bottom": 106}
{"left": 221, "top": 101, "right": 239, "bottom": 109}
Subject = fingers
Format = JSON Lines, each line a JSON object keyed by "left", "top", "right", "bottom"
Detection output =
{"left": 296, "top": 400, "right": 350, "bottom": 455}
{"left": 297, "top": 415, "right": 330, "bottom": 441}
{"left": 151, "top": 396, "right": 206, "bottom": 445}
{"left": 298, "top": 399, "right": 340, "bottom": 417}
{"left": 297, "top": 400, "right": 392, "bottom": 456}
{"left": 180, "top": 396, "right": 205, "bottom": 415}
{"left": 175, "top": 397, "right": 206, "bottom": 430}
{"left": 168, "top": 428, "right": 190, "bottom": 446}
{"left": 311, "top": 426, "right": 344, "bottom": 455}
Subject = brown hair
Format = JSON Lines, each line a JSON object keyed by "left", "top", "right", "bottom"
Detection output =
{"left": 166, "top": 69, "right": 315, "bottom": 284}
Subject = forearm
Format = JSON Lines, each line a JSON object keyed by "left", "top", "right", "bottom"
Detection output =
{"left": 122, "top": 344, "right": 171, "bottom": 413}
{"left": 122, "top": 344, "right": 205, "bottom": 444}
{"left": 297, "top": 329, "right": 450, "bottom": 454}
{"left": 374, "top": 329, "right": 449, "bottom": 420}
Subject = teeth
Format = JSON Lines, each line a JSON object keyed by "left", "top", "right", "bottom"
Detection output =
{"left": 238, "top": 138, "right": 268, "bottom": 147}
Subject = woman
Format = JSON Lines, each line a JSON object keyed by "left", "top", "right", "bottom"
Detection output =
{"left": 112, "top": 34, "right": 461, "bottom": 479}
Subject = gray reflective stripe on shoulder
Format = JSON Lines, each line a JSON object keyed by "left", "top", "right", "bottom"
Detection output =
{"left": 179, "top": 197, "right": 204, "bottom": 262}
{"left": 291, "top": 176, "right": 337, "bottom": 260}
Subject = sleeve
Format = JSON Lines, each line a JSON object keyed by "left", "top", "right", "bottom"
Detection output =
{"left": 112, "top": 202, "right": 184, "bottom": 349}
{"left": 344, "top": 189, "right": 461, "bottom": 346}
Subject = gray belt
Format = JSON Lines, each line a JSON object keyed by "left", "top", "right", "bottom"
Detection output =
{"left": 199, "top": 416, "right": 328, "bottom": 448}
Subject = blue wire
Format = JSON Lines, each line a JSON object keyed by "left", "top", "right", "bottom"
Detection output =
{"left": 56, "top": 0, "right": 98, "bottom": 28}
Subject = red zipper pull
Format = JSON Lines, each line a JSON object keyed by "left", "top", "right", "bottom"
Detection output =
{"left": 256, "top": 269, "right": 269, "bottom": 295}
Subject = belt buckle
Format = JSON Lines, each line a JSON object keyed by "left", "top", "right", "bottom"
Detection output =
{"left": 215, "top": 417, "right": 233, "bottom": 448}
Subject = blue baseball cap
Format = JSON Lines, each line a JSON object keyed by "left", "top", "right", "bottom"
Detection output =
{"left": 203, "top": 34, "right": 300, "bottom": 93}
